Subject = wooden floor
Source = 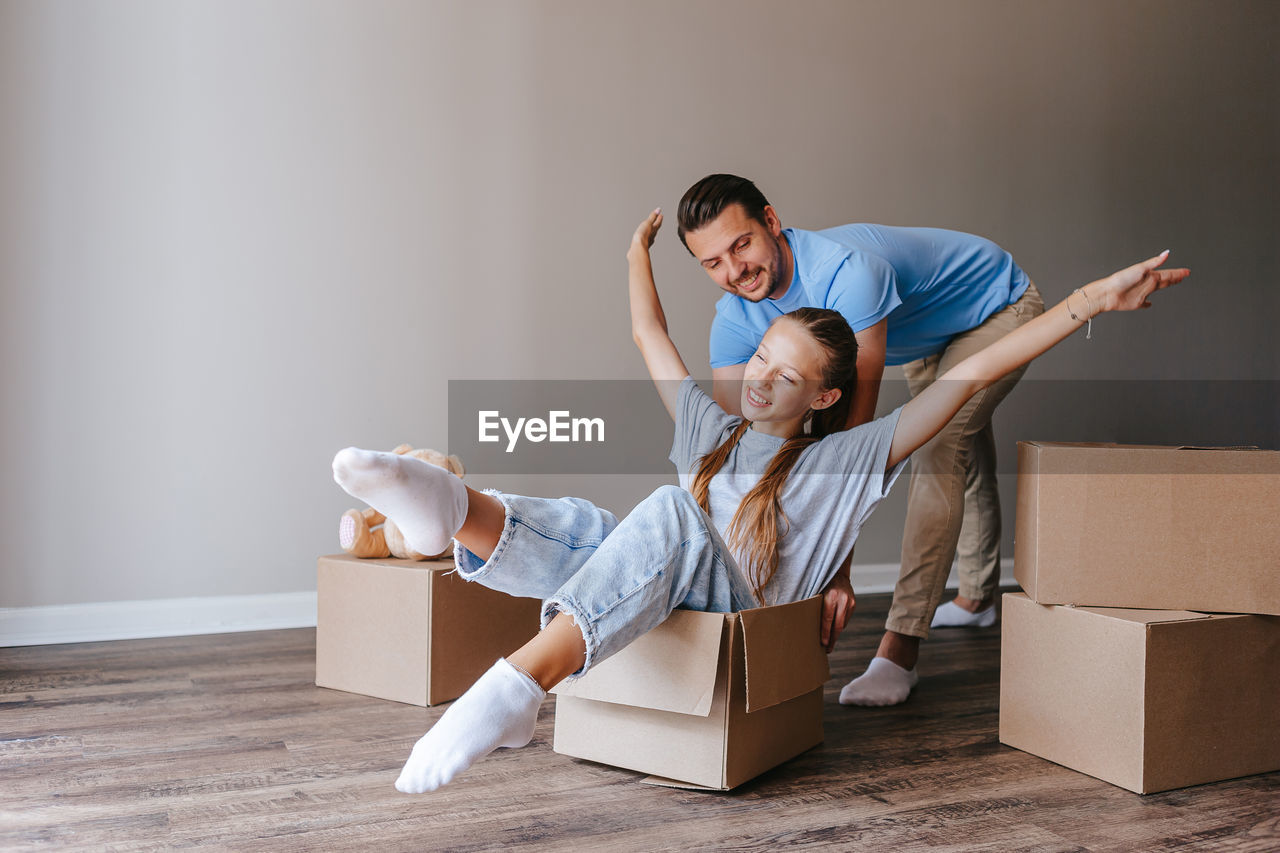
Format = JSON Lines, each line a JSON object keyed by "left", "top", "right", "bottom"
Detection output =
{"left": 2, "top": 593, "right": 1276, "bottom": 852}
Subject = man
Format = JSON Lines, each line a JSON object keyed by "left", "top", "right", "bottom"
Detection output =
{"left": 677, "top": 174, "right": 1044, "bottom": 706}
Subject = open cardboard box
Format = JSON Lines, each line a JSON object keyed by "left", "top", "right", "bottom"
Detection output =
{"left": 999, "top": 592, "right": 1280, "bottom": 794}
{"left": 316, "top": 554, "right": 542, "bottom": 706}
{"left": 552, "top": 596, "right": 830, "bottom": 791}
{"left": 1014, "top": 441, "right": 1280, "bottom": 615}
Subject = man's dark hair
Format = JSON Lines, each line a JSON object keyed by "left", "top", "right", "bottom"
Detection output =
{"left": 676, "top": 174, "right": 771, "bottom": 253}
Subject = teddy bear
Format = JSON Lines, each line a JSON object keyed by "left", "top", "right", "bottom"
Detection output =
{"left": 337, "top": 444, "right": 466, "bottom": 561}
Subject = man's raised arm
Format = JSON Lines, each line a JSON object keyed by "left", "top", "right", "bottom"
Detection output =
{"left": 712, "top": 364, "right": 746, "bottom": 417}
{"left": 846, "top": 318, "right": 887, "bottom": 428}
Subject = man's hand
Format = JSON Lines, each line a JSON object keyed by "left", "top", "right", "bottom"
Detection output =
{"left": 820, "top": 569, "right": 856, "bottom": 653}
{"left": 628, "top": 208, "right": 663, "bottom": 260}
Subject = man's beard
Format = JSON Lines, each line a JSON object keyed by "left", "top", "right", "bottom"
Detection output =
{"left": 742, "top": 238, "right": 784, "bottom": 302}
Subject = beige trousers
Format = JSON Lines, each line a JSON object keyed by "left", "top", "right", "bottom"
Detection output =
{"left": 885, "top": 282, "right": 1045, "bottom": 639}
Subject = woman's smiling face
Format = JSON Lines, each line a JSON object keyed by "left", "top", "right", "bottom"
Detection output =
{"left": 740, "top": 317, "right": 841, "bottom": 431}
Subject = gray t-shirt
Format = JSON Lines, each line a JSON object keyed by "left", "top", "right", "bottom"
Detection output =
{"left": 668, "top": 376, "right": 906, "bottom": 605}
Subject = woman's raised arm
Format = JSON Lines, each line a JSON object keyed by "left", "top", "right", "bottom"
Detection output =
{"left": 887, "top": 251, "right": 1191, "bottom": 470}
{"left": 628, "top": 208, "right": 692, "bottom": 420}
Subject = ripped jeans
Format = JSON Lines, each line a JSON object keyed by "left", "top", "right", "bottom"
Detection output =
{"left": 453, "top": 485, "right": 758, "bottom": 676}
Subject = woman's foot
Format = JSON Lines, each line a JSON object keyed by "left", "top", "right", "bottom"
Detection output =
{"left": 395, "top": 658, "right": 545, "bottom": 793}
{"left": 331, "top": 447, "right": 468, "bottom": 556}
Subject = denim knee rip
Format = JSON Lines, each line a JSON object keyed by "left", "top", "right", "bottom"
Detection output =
{"left": 451, "top": 488, "right": 517, "bottom": 583}
{"left": 539, "top": 594, "right": 599, "bottom": 681}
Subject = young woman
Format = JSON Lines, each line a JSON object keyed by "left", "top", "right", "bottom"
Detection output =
{"left": 331, "top": 209, "right": 1188, "bottom": 793}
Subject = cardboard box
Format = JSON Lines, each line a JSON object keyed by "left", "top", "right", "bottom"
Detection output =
{"left": 316, "top": 554, "right": 542, "bottom": 706}
{"left": 999, "top": 592, "right": 1280, "bottom": 794}
{"left": 1014, "top": 441, "right": 1280, "bottom": 615}
{"left": 551, "top": 596, "right": 830, "bottom": 791}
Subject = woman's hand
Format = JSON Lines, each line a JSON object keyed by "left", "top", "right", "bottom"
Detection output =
{"left": 628, "top": 208, "right": 663, "bottom": 260}
{"left": 1092, "top": 250, "right": 1191, "bottom": 313}
{"left": 820, "top": 569, "right": 856, "bottom": 653}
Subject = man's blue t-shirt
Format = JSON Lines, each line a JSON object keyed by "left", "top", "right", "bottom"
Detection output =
{"left": 708, "top": 225, "right": 1030, "bottom": 367}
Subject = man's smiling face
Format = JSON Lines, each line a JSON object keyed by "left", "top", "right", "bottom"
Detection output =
{"left": 684, "top": 203, "right": 790, "bottom": 303}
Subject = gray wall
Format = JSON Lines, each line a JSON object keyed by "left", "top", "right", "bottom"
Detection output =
{"left": 2, "top": 0, "right": 1275, "bottom": 607}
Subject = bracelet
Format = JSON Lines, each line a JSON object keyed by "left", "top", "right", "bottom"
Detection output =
{"left": 1067, "top": 287, "right": 1094, "bottom": 340}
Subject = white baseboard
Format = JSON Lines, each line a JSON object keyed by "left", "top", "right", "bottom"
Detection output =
{"left": 0, "top": 558, "right": 1014, "bottom": 647}
{"left": 854, "top": 557, "right": 1015, "bottom": 595}
{"left": 0, "top": 591, "right": 318, "bottom": 648}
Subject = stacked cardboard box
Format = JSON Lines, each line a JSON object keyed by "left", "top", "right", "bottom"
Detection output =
{"left": 999, "top": 442, "right": 1280, "bottom": 793}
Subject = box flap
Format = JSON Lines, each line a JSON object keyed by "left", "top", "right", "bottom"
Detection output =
{"left": 639, "top": 774, "right": 726, "bottom": 791}
{"left": 1071, "top": 605, "right": 1211, "bottom": 625}
{"left": 738, "top": 596, "right": 830, "bottom": 713}
{"left": 551, "top": 609, "right": 728, "bottom": 716}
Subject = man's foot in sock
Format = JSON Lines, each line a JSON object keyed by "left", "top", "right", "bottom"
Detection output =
{"left": 838, "top": 656, "right": 919, "bottom": 707}
{"left": 331, "top": 447, "right": 468, "bottom": 556}
{"left": 395, "top": 658, "right": 545, "bottom": 793}
{"left": 931, "top": 599, "right": 998, "bottom": 628}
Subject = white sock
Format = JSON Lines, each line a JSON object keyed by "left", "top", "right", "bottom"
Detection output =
{"left": 395, "top": 658, "right": 545, "bottom": 794}
{"left": 839, "top": 656, "right": 919, "bottom": 707}
{"left": 930, "top": 600, "right": 997, "bottom": 628}
{"left": 331, "top": 447, "right": 468, "bottom": 556}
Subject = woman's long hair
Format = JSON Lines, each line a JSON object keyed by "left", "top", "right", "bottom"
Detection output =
{"left": 690, "top": 308, "right": 858, "bottom": 604}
